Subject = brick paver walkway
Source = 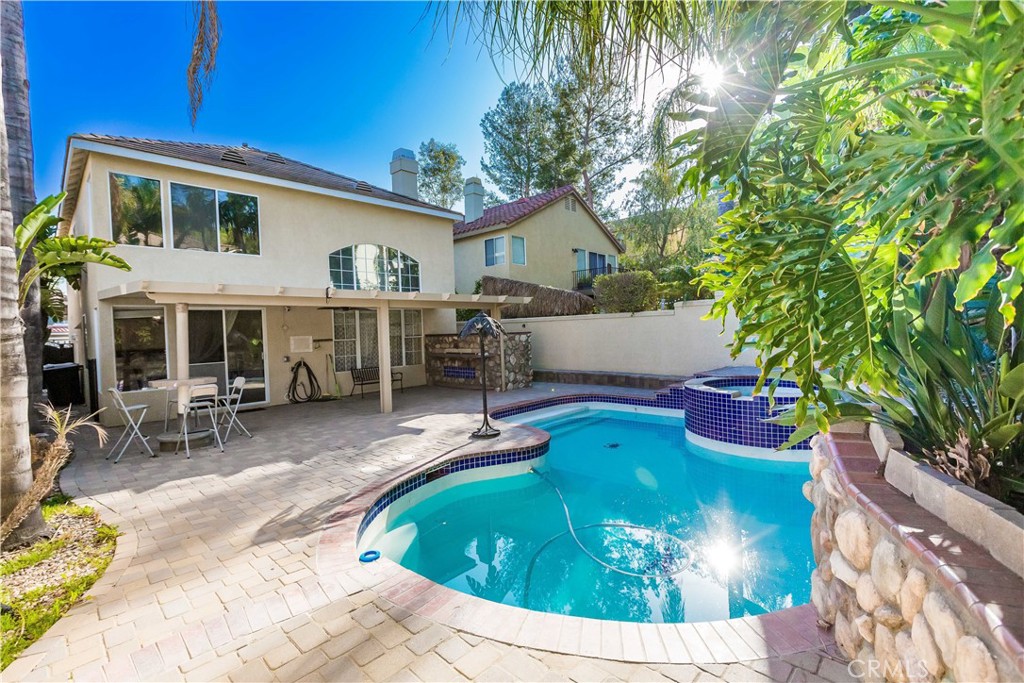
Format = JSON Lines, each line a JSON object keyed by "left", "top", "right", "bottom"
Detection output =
{"left": 7, "top": 384, "right": 847, "bottom": 682}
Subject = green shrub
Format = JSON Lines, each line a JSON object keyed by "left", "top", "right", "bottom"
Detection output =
{"left": 593, "top": 271, "right": 658, "bottom": 313}
{"left": 654, "top": 263, "right": 713, "bottom": 303}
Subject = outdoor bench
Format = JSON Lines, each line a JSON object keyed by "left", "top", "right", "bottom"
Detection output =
{"left": 350, "top": 367, "right": 404, "bottom": 397}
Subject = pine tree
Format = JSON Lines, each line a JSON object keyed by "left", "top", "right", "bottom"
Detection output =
{"left": 546, "top": 64, "right": 645, "bottom": 211}
{"left": 417, "top": 139, "right": 465, "bottom": 209}
{"left": 479, "top": 83, "right": 552, "bottom": 200}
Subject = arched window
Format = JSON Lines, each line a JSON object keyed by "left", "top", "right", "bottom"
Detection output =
{"left": 328, "top": 244, "right": 420, "bottom": 292}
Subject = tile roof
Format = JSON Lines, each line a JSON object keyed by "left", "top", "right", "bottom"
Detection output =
{"left": 68, "top": 134, "right": 456, "bottom": 215}
{"left": 452, "top": 185, "right": 624, "bottom": 252}
{"left": 452, "top": 185, "right": 576, "bottom": 236}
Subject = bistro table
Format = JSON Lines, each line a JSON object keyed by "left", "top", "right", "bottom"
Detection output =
{"left": 147, "top": 377, "right": 218, "bottom": 442}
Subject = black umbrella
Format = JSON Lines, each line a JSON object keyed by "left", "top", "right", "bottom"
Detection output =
{"left": 459, "top": 311, "right": 505, "bottom": 438}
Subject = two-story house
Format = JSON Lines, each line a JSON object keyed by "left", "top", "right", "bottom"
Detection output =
{"left": 61, "top": 135, "right": 522, "bottom": 422}
{"left": 452, "top": 180, "right": 625, "bottom": 295}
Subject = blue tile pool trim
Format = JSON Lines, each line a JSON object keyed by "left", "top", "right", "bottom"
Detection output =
{"left": 683, "top": 376, "right": 811, "bottom": 451}
{"left": 357, "top": 441, "right": 550, "bottom": 539}
{"left": 443, "top": 366, "right": 477, "bottom": 379}
{"left": 490, "top": 389, "right": 687, "bottom": 419}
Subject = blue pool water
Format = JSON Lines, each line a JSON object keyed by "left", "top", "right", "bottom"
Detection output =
{"left": 368, "top": 409, "right": 814, "bottom": 623}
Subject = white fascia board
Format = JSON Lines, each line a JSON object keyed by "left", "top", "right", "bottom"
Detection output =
{"left": 69, "top": 139, "right": 462, "bottom": 222}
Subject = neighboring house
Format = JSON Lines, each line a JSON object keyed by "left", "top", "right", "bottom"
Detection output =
{"left": 61, "top": 135, "right": 520, "bottom": 423}
{"left": 452, "top": 181, "right": 625, "bottom": 294}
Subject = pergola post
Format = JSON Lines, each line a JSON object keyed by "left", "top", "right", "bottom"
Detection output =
{"left": 376, "top": 301, "right": 393, "bottom": 413}
{"left": 175, "top": 303, "right": 189, "bottom": 380}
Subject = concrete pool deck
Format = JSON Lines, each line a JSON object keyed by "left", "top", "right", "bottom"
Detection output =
{"left": 6, "top": 384, "right": 846, "bottom": 682}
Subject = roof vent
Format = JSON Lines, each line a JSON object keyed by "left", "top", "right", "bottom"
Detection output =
{"left": 221, "top": 148, "right": 247, "bottom": 165}
{"left": 265, "top": 152, "right": 286, "bottom": 164}
{"left": 355, "top": 180, "right": 373, "bottom": 193}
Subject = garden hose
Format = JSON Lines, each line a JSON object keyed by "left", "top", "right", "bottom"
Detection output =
{"left": 286, "top": 359, "right": 323, "bottom": 403}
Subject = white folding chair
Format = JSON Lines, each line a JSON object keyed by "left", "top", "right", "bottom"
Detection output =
{"left": 217, "top": 376, "right": 252, "bottom": 442}
{"left": 106, "top": 388, "right": 154, "bottom": 463}
{"left": 174, "top": 383, "right": 224, "bottom": 458}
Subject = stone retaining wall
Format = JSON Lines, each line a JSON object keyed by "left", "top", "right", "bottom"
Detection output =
{"left": 807, "top": 425, "right": 1024, "bottom": 682}
{"left": 425, "top": 332, "right": 532, "bottom": 391}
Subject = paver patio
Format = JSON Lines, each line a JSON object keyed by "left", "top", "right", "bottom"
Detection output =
{"left": 6, "top": 384, "right": 847, "bottom": 682}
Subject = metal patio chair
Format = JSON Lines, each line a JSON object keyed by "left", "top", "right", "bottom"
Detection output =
{"left": 174, "top": 383, "right": 224, "bottom": 458}
{"left": 217, "top": 376, "right": 253, "bottom": 442}
{"left": 106, "top": 388, "right": 154, "bottom": 463}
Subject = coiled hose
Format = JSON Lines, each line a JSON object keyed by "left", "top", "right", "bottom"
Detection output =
{"left": 529, "top": 468, "right": 692, "bottom": 580}
{"left": 286, "top": 359, "right": 323, "bottom": 403}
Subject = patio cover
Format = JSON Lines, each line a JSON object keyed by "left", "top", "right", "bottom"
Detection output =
{"left": 98, "top": 280, "right": 531, "bottom": 414}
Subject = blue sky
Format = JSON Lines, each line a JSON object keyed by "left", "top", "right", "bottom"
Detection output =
{"left": 24, "top": 1, "right": 511, "bottom": 207}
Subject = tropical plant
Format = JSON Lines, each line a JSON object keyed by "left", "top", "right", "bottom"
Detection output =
{"left": 594, "top": 271, "right": 659, "bottom": 313}
{"left": 15, "top": 193, "right": 131, "bottom": 307}
{"left": 2, "top": 193, "right": 128, "bottom": 546}
{"left": 778, "top": 278, "right": 1024, "bottom": 499}
{"left": 0, "top": 405, "right": 107, "bottom": 547}
{"left": 683, "top": 2, "right": 1023, "bottom": 427}
{"left": 4, "top": 0, "right": 47, "bottom": 435}
{"left": 417, "top": 138, "right": 466, "bottom": 209}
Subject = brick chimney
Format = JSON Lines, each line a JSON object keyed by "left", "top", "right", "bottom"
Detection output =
{"left": 390, "top": 148, "right": 418, "bottom": 199}
{"left": 464, "top": 177, "right": 484, "bottom": 222}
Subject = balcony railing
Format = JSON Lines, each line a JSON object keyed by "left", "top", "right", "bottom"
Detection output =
{"left": 572, "top": 265, "right": 625, "bottom": 290}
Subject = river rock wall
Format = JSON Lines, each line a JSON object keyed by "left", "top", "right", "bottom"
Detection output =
{"left": 807, "top": 426, "right": 1023, "bottom": 682}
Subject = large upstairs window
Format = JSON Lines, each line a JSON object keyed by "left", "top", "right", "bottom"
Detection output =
{"left": 170, "top": 182, "right": 260, "bottom": 254}
{"left": 109, "top": 173, "right": 163, "bottom": 247}
{"left": 329, "top": 244, "right": 420, "bottom": 292}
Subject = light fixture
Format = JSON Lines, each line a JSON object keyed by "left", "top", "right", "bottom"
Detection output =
{"left": 458, "top": 311, "right": 505, "bottom": 439}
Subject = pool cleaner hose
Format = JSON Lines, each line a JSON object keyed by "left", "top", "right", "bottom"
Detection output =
{"left": 529, "top": 468, "right": 692, "bottom": 579}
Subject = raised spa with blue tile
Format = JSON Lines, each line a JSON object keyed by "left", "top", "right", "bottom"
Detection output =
{"left": 357, "top": 403, "right": 813, "bottom": 624}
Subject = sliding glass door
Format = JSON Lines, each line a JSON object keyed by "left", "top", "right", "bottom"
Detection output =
{"left": 188, "top": 308, "right": 267, "bottom": 403}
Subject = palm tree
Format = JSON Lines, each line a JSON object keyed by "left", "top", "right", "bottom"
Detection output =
{"left": 2, "top": 0, "right": 44, "bottom": 433}
{"left": 0, "top": 27, "right": 45, "bottom": 547}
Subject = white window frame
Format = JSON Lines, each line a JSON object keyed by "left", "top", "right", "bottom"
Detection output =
{"left": 333, "top": 309, "right": 424, "bottom": 372}
{"left": 511, "top": 235, "right": 527, "bottom": 266}
{"left": 485, "top": 235, "right": 506, "bottom": 266}
{"left": 111, "top": 305, "right": 170, "bottom": 389}
{"left": 187, "top": 306, "right": 270, "bottom": 405}
{"left": 328, "top": 244, "right": 421, "bottom": 292}
{"left": 168, "top": 181, "right": 262, "bottom": 256}
{"left": 108, "top": 171, "right": 165, "bottom": 247}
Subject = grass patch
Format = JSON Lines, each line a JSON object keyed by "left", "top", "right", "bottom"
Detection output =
{"left": 0, "top": 538, "right": 67, "bottom": 577}
{"left": 1, "top": 496, "right": 117, "bottom": 670}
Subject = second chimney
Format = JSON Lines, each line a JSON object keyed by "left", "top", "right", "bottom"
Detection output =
{"left": 464, "top": 177, "right": 484, "bottom": 222}
{"left": 390, "top": 148, "right": 418, "bottom": 200}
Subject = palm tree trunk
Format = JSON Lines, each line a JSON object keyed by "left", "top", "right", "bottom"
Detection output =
{"left": 0, "top": 26, "right": 46, "bottom": 548}
{"left": 2, "top": 0, "right": 44, "bottom": 433}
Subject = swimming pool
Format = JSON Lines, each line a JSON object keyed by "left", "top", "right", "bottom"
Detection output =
{"left": 360, "top": 406, "right": 813, "bottom": 624}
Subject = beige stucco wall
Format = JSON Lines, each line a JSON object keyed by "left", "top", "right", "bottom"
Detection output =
{"left": 70, "top": 151, "right": 456, "bottom": 423}
{"left": 508, "top": 300, "right": 757, "bottom": 377}
{"left": 454, "top": 198, "right": 622, "bottom": 293}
